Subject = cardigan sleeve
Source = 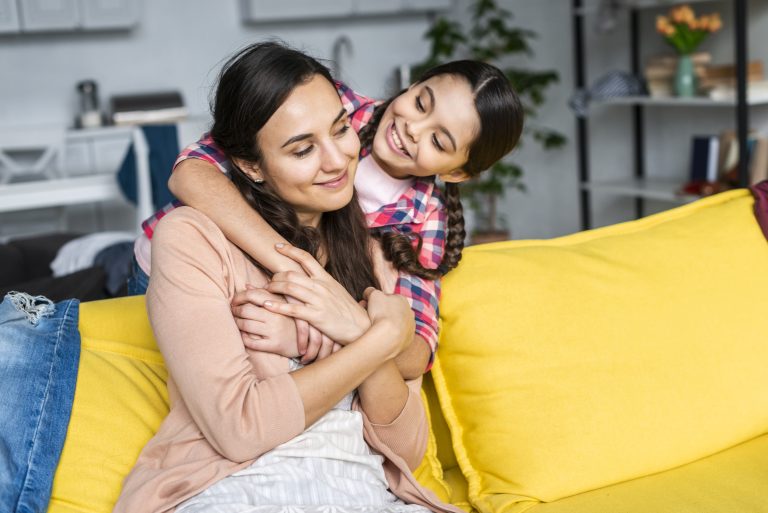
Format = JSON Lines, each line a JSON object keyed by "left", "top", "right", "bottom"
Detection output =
{"left": 147, "top": 207, "right": 306, "bottom": 463}
{"left": 355, "top": 376, "right": 428, "bottom": 471}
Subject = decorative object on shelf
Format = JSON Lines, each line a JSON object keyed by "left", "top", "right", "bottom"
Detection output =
{"left": 644, "top": 52, "right": 711, "bottom": 98}
{"left": 75, "top": 80, "right": 104, "bottom": 129}
{"left": 675, "top": 54, "right": 697, "bottom": 97}
{"left": 569, "top": 71, "right": 646, "bottom": 117}
{"left": 412, "top": 0, "right": 565, "bottom": 243}
{"left": 656, "top": 4, "right": 723, "bottom": 97}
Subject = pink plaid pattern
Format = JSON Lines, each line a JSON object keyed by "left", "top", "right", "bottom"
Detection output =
{"left": 141, "top": 82, "right": 445, "bottom": 369}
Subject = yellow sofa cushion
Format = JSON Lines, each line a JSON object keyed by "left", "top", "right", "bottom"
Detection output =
{"left": 47, "top": 295, "right": 450, "bottom": 513}
{"left": 433, "top": 189, "right": 768, "bottom": 512}
{"left": 527, "top": 433, "right": 768, "bottom": 513}
{"left": 48, "top": 296, "right": 169, "bottom": 513}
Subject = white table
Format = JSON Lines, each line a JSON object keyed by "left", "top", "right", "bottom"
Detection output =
{"left": 0, "top": 125, "right": 152, "bottom": 233}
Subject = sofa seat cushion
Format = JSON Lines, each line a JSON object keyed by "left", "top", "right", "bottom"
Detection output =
{"left": 441, "top": 434, "right": 768, "bottom": 513}
{"left": 528, "top": 433, "right": 768, "bottom": 513}
{"left": 433, "top": 189, "right": 768, "bottom": 511}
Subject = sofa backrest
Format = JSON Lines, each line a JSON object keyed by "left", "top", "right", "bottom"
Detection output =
{"left": 431, "top": 189, "right": 768, "bottom": 511}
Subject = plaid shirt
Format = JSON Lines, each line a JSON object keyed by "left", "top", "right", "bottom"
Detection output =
{"left": 141, "top": 82, "right": 445, "bottom": 369}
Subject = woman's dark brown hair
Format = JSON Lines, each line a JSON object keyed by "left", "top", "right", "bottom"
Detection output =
{"left": 359, "top": 61, "right": 524, "bottom": 280}
{"left": 209, "top": 41, "right": 377, "bottom": 300}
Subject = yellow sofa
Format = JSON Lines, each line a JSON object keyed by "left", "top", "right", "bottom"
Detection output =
{"left": 47, "top": 189, "right": 768, "bottom": 513}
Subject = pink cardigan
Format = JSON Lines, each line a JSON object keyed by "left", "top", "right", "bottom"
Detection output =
{"left": 113, "top": 207, "right": 460, "bottom": 513}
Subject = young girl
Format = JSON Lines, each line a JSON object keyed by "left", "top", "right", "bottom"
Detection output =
{"left": 115, "top": 41, "right": 460, "bottom": 513}
{"left": 130, "top": 49, "right": 523, "bottom": 376}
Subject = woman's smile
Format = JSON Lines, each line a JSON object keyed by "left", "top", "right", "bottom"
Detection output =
{"left": 314, "top": 170, "right": 349, "bottom": 189}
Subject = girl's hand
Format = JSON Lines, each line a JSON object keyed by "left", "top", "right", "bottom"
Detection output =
{"left": 262, "top": 244, "right": 371, "bottom": 345}
{"left": 363, "top": 286, "right": 414, "bottom": 356}
{"left": 234, "top": 287, "right": 339, "bottom": 363}
{"left": 284, "top": 295, "right": 334, "bottom": 362}
{"left": 231, "top": 287, "right": 299, "bottom": 357}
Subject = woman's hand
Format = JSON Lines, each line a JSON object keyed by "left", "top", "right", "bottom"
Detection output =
{"left": 261, "top": 244, "right": 371, "bottom": 345}
{"left": 283, "top": 295, "right": 339, "bottom": 363}
{"left": 362, "top": 287, "right": 414, "bottom": 357}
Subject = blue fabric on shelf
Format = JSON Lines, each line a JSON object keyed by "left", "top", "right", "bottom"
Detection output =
{"left": 117, "top": 124, "right": 179, "bottom": 210}
{"left": 0, "top": 292, "right": 80, "bottom": 513}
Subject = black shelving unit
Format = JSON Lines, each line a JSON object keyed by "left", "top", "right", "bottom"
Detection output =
{"left": 572, "top": 0, "right": 750, "bottom": 230}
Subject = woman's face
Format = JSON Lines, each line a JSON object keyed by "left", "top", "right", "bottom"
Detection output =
{"left": 239, "top": 75, "right": 360, "bottom": 227}
{"left": 372, "top": 74, "right": 481, "bottom": 182}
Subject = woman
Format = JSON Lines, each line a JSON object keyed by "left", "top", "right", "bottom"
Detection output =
{"left": 114, "top": 43, "right": 459, "bottom": 513}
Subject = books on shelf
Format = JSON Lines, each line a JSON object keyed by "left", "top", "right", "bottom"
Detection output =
{"left": 689, "top": 135, "right": 720, "bottom": 183}
{"left": 644, "top": 53, "right": 710, "bottom": 98}
{"left": 645, "top": 54, "right": 766, "bottom": 100}
{"left": 699, "top": 61, "right": 764, "bottom": 91}
{"left": 712, "top": 130, "right": 768, "bottom": 186}
{"left": 110, "top": 91, "right": 187, "bottom": 126}
{"left": 708, "top": 80, "right": 768, "bottom": 103}
{"left": 682, "top": 130, "right": 768, "bottom": 196}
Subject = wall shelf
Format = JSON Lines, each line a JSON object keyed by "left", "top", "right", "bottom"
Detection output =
{"left": 581, "top": 178, "right": 700, "bottom": 203}
{"left": 594, "top": 96, "right": 768, "bottom": 107}
{"left": 572, "top": 0, "right": 751, "bottom": 230}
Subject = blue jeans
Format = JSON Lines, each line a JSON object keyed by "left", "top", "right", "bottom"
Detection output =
{"left": 126, "top": 257, "right": 150, "bottom": 296}
{"left": 0, "top": 292, "right": 80, "bottom": 513}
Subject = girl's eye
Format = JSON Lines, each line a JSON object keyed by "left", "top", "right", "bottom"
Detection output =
{"left": 294, "top": 145, "right": 314, "bottom": 158}
{"left": 416, "top": 96, "right": 425, "bottom": 113}
{"left": 432, "top": 134, "right": 445, "bottom": 152}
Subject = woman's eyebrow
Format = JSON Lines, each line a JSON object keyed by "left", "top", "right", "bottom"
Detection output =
{"left": 426, "top": 86, "right": 457, "bottom": 152}
{"left": 281, "top": 108, "right": 347, "bottom": 148}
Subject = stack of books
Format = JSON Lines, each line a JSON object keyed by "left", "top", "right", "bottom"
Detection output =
{"left": 644, "top": 53, "right": 711, "bottom": 98}
{"left": 682, "top": 130, "right": 768, "bottom": 195}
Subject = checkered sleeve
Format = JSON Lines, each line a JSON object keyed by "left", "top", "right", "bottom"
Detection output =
{"left": 393, "top": 197, "right": 446, "bottom": 371}
{"left": 141, "top": 133, "right": 232, "bottom": 238}
{"left": 173, "top": 132, "right": 232, "bottom": 175}
{"left": 336, "top": 81, "right": 378, "bottom": 134}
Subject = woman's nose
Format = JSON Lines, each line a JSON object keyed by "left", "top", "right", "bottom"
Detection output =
{"left": 321, "top": 141, "right": 349, "bottom": 172}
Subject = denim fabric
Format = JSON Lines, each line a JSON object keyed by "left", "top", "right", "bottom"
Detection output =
{"left": 126, "top": 257, "right": 149, "bottom": 296}
{"left": 0, "top": 292, "right": 80, "bottom": 513}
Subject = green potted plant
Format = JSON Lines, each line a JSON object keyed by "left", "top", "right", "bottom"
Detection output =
{"left": 414, "top": 0, "right": 565, "bottom": 244}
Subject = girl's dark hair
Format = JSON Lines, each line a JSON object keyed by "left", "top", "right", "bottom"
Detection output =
{"left": 209, "top": 41, "right": 377, "bottom": 299}
{"left": 359, "top": 60, "right": 524, "bottom": 280}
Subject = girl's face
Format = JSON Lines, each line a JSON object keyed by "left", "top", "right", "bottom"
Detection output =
{"left": 237, "top": 75, "right": 361, "bottom": 227}
{"left": 372, "top": 74, "right": 480, "bottom": 182}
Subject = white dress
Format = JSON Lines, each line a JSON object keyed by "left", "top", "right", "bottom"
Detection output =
{"left": 175, "top": 361, "right": 430, "bottom": 513}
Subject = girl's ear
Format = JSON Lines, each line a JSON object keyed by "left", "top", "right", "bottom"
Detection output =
{"left": 440, "top": 168, "right": 470, "bottom": 184}
{"left": 232, "top": 158, "right": 264, "bottom": 184}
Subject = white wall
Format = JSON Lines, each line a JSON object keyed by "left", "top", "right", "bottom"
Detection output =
{"left": 465, "top": 0, "right": 581, "bottom": 239}
{"left": 2, "top": 0, "right": 766, "bottom": 239}
{"left": 0, "top": 1, "right": 435, "bottom": 128}
{"left": 0, "top": 0, "right": 436, "bottom": 235}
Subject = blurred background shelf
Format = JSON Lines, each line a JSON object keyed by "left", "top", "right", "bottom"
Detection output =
{"left": 580, "top": 178, "right": 700, "bottom": 203}
{"left": 594, "top": 96, "right": 768, "bottom": 107}
{"left": 572, "top": 0, "right": 751, "bottom": 230}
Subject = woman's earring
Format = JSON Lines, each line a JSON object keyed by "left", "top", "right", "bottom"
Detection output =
{"left": 253, "top": 177, "right": 264, "bottom": 184}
